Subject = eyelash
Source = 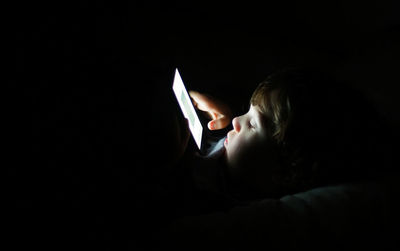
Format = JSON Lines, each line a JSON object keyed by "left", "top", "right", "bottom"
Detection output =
{"left": 248, "top": 122, "right": 255, "bottom": 129}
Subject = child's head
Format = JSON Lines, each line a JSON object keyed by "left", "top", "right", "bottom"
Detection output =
{"left": 224, "top": 68, "right": 380, "bottom": 198}
{"left": 224, "top": 69, "right": 299, "bottom": 197}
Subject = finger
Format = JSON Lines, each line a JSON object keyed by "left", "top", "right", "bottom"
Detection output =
{"left": 189, "top": 91, "right": 218, "bottom": 112}
{"left": 208, "top": 116, "right": 231, "bottom": 130}
{"left": 189, "top": 91, "right": 231, "bottom": 117}
{"left": 189, "top": 91, "right": 199, "bottom": 108}
{"left": 188, "top": 91, "right": 210, "bottom": 111}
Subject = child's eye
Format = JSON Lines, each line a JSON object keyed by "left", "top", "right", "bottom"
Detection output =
{"left": 248, "top": 121, "right": 256, "bottom": 129}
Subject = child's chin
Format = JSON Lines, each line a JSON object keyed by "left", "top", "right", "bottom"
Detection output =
{"left": 224, "top": 137, "right": 229, "bottom": 148}
{"left": 222, "top": 149, "right": 228, "bottom": 161}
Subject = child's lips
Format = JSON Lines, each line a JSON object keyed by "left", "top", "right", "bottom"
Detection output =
{"left": 225, "top": 130, "right": 235, "bottom": 148}
{"left": 225, "top": 131, "right": 233, "bottom": 147}
{"left": 224, "top": 133, "right": 230, "bottom": 147}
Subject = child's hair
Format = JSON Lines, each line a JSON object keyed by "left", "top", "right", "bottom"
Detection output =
{"left": 250, "top": 68, "right": 387, "bottom": 196}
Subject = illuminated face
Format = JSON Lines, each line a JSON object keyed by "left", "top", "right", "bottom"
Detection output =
{"left": 224, "top": 105, "right": 278, "bottom": 188}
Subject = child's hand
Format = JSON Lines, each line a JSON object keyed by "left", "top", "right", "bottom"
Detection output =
{"left": 189, "top": 91, "right": 232, "bottom": 130}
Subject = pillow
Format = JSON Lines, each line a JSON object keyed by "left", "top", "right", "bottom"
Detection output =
{"left": 163, "top": 176, "right": 399, "bottom": 250}
{"left": 280, "top": 180, "right": 394, "bottom": 250}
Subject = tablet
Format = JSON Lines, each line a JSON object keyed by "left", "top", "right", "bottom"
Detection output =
{"left": 172, "top": 68, "right": 203, "bottom": 149}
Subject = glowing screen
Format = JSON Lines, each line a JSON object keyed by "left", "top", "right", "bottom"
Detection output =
{"left": 172, "top": 68, "right": 203, "bottom": 149}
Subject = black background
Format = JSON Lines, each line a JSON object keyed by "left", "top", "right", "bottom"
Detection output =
{"left": 6, "top": 0, "right": 400, "bottom": 249}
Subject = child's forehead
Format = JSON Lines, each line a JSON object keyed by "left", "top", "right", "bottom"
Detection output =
{"left": 249, "top": 104, "right": 261, "bottom": 113}
{"left": 249, "top": 105, "right": 265, "bottom": 120}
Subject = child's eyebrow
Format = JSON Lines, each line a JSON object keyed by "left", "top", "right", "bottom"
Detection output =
{"left": 251, "top": 106, "right": 265, "bottom": 127}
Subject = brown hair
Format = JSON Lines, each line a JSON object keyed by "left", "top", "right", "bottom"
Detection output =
{"left": 250, "top": 79, "right": 292, "bottom": 143}
{"left": 248, "top": 67, "right": 389, "bottom": 198}
{"left": 248, "top": 69, "right": 316, "bottom": 195}
{"left": 247, "top": 68, "right": 381, "bottom": 196}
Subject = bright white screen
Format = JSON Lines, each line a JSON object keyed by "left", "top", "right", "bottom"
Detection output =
{"left": 172, "top": 68, "right": 203, "bottom": 149}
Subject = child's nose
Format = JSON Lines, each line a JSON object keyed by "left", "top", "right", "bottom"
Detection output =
{"left": 232, "top": 117, "right": 241, "bottom": 132}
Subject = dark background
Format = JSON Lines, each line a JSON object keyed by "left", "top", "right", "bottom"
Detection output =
{"left": 6, "top": 0, "right": 400, "bottom": 249}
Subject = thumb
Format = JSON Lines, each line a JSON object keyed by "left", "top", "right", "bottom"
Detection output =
{"left": 208, "top": 116, "right": 231, "bottom": 130}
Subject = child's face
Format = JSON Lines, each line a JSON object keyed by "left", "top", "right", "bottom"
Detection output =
{"left": 224, "top": 105, "right": 278, "bottom": 185}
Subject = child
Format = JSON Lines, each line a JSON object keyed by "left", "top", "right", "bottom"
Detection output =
{"left": 174, "top": 68, "right": 389, "bottom": 207}
{"left": 137, "top": 67, "right": 395, "bottom": 250}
